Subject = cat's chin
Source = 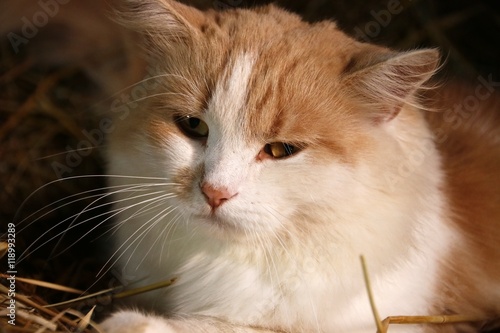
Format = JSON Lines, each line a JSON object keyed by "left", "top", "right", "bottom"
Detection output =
{"left": 190, "top": 209, "right": 259, "bottom": 238}
{"left": 196, "top": 214, "right": 244, "bottom": 233}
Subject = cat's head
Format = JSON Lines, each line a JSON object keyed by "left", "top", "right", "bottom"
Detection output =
{"left": 107, "top": 0, "right": 440, "bottom": 243}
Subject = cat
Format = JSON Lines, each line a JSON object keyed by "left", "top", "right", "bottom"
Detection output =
{"left": 4, "top": 0, "right": 499, "bottom": 332}
{"left": 95, "top": 1, "right": 500, "bottom": 332}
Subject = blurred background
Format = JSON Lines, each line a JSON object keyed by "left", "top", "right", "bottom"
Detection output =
{"left": 0, "top": 0, "right": 499, "bottom": 331}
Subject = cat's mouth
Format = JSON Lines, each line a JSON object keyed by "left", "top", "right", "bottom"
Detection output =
{"left": 204, "top": 210, "right": 232, "bottom": 225}
{"left": 192, "top": 208, "right": 243, "bottom": 233}
{"left": 195, "top": 217, "right": 242, "bottom": 238}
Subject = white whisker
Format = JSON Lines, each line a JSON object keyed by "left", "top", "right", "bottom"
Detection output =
{"left": 18, "top": 182, "right": 169, "bottom": 231}
{"left": 46, "top": 187, "right": 171, "bottom": 258}
{"left": 161, "top": 210, "right": 189, "bottom": 260}
{"left": 127, "top": 91, "right": 195, "bottom": 105}
{"left": 15, "top": 174, "right": 180, "bottom": 225}
{"left": 96, "top": 190, "right": 179, "bottom": 277}
{"left": 134, "top": 206, "right": 179, "bottom": 268}
{"left": 18, "top": 190, "right": 174, "bottom": 262}
{"left": 62, "top": 192, "right": 178, "bottom": 257}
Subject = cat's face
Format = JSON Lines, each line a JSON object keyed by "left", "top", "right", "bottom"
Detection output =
{"left": 107, "top": 1, "right": 438, "bottom": 242}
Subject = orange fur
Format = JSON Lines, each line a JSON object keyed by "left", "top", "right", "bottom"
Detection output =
{"left": 110, "top": 2, "right": 500, "bottom": 330}
{"left": 112, "top": 4, "right": 500, "bottom": 329}
{"left": 425, "top": 83, "right": 500, "bottom": 330}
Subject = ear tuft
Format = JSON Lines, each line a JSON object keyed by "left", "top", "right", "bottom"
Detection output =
{"left": 344, "top": 48, "right": 440, "bottom": 123}
{"left": 113, "top": 0, "right": 205, "bottom": 56}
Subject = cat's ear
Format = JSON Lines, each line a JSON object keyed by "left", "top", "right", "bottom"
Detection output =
{"left": 343, "top": 48, "right": 440, "bottom": 123}
{"left": 113, "top": 0, "right": 205, "bottom": 56}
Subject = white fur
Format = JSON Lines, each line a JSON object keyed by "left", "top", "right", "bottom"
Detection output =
{"left": 104, "top": 53, "right": 457, "bottom": 333}
{"left": 203, "top": 53, "right": 257, "bottom": 194}
{"left": 101, "top": 311, "right": 177, "bottom": 333}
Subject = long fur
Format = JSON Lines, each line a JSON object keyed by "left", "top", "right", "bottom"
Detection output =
{"left": 101, "top": 2, "right": 500, "bottom": 333}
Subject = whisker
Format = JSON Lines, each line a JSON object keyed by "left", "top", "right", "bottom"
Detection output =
{"left": 46, "top": 186, "right": 171, "bottom": 259}
{"left": 158, "top": 210, "right": 184, "bottom": 263}
{"left": 90, "top": 71, "right": 202, "bottom": 112}
{"left": 14, "top": 174, "right": 179, "bottom": 225}
{"left": 134, "top": 206, "right": 179, "bottom": 269}
{"left": 33, "top": 146, "right": 103, "bottom": 161}
{"left": 108, "top": 192, "right": 177, "bottom": 236}
{"left": 53, "top": 192, "right": 178, "bottom": 260}
{"left": 254, "top": 224, "right": 281, "bottom": 304}
{"left": 18, "top": 188, "right": 173, "bottom": 261}
{"left": 63, "top": 184, "right": 173, "bottom": 231}
{"left": 96, "top": 191, "right": 180, "bottom": 277}
{"left": 97, "top": 212, "right": 162, "bottom": 278}
{"left": 88, "top": 72, "right": 190, "bottom": 106}
{"left": 262, "top": 205, "right": 298, "bottom": 257}
{"left": 161, "top": 210, "right": 189, "bottom": 260}
{"left": 125, "top": 91, "right": 195, "bottom": 106}
{"left": 17, "top": 182, "right": 168, "bottom": 232}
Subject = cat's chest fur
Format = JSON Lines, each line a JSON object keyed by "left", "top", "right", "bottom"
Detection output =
{"left": 102, "top": 1, "right": 500, "bottom": 332}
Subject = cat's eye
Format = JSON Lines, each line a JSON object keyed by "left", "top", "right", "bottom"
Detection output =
{"left": 174, "top": 115, "right": 209, "bottom": 139}
{"left": 263, "top": 142, "right": 300, "bottom": 159}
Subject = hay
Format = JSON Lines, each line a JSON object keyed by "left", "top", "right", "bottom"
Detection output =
{"left": 0, "top": 280, "right": 98, "bottom": 333}
{"left": 360, "top": 256, "right": 499, "bottom": 333}
{"left": 0, "top": 265, "right": 176, "bottom": 333}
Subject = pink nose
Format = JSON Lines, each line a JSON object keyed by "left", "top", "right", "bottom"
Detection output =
{"left": 201, "top": 183, "right": 237, "bottom": 209}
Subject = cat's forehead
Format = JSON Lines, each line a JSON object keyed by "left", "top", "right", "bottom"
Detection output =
{"left": 149, "top": 6, "right": 370, "bottom": 161}
{"left": 206, "top": 6, "right": 358, "bottom": 72}
{"left": 200, "top": 8, "right": 362, "bottom": 141}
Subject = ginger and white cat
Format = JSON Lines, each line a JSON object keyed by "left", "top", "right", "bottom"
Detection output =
{"left": 97, "top": 1, "right": 500, "bottom": 332}
{"left": 4, "top": 0, "right": 499, "bottom": 332}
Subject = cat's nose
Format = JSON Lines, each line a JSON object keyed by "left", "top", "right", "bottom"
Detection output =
{"left": 201, "top": 183, "right": 237, "bottom": 209}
